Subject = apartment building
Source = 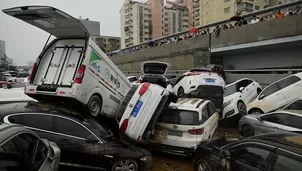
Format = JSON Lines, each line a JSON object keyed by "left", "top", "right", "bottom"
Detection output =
{"left": 193, "top": 0, "right": 270, "bottom": 26}
{"left": 0, "top": 39, "right": 6, "bottom": 65}
{"left": 120, "top": 0, "right": 192, "bottom": 48}
{"left": 91, "top": 36, "right": 121, "bottom": 53}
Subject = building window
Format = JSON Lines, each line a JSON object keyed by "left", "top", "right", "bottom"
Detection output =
{"left": 224, "top": 0, "right": 230, "bottom": 2}
{"left": 139, "top": 6, "right": 142, "bottom": 13}
{"left": 224, "top": 7, "right": 230, "bottom": 13}
{"left": 237, "top": 2, "right": 254, "bottom": 12}
{"left": 255, "top": 5, "right": 260, "bottom": 10}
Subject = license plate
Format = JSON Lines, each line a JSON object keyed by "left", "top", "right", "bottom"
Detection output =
{"left": 168, "top": 130, "right": 183, "bottom": 137}
{"left": 131, "top": 100, "right": 143, "bottom": 117}
{"left": 205, "top": 78, "right": 215, "bottom": 83}
{"left": 155, "top": 130, "right": 168, "bottom": 139}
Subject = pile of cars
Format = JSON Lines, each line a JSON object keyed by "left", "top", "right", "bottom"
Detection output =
{"left": 1, "top": 5, "right": 302, "bottom": 171}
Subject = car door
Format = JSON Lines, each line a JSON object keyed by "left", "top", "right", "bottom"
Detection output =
{"left": 282, "top": 114, "right": 302, "bottom": 132}
{"left": 5, "top": 113, "right": 55, "bottom": 141}
{"left": 238, "top": 80, "right": 250, "bottom": 103}
{"left": 0, "top": 133, "right": 50, "bottom": 171}
{"left": 245, "top": 79, "right": 258, "bottom": 102}
{"left": 258, "top": 83, "right": 286, "bottom": 112}
{"left": 53, "top": 116, "right": 108, "bottom": 170}
{"left": 272, "top": 148, "right": 302, "bottom": 171}
{"left": 278, "top": 76, "right": 302, "bottom": 104}
{"left": 228, "top": 143, "right": 276, "bottom": 171}
{"left": 205, "top": 102, "right": 219, "bottom": 137}
{"left": 255, "top": 113, "right": 289, "bottom": 134}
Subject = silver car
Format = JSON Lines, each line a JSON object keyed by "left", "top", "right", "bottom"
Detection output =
{"left": 239, "top": 110, "right": 302, "bottom": 137}
{"left": 0, "top": 123, "right": 61, "bottom": 171}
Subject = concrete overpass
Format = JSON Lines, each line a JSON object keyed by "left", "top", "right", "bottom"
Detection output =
{"left": 110, "top": 13, "right": 302, "bottom": 72}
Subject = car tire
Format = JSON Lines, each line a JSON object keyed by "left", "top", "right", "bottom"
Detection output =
{"left": 168, "top": 92, "right": 179, "bottom": 103}
{"left": 177, "top": 87, "right": 185, "bottom": 97}
{"left": 237, "top": 101, "right": 247, "bottom": 116}
{"left": 249, "top": 108, "right": 264, "bottom": 114}
{"left": 87, "top": 95, "right": 102, "bottom": 118}
{"left": 111, "top": 159, "right": 138, "bottom": 171}
{"left": 242, "top": 124, "right": 255, "bottom": 137}
{"left": 257, "top": 88, "right": 262, "bottom": 95}
{"left": 195, "top": 159, "right": 215, "bottom": 171}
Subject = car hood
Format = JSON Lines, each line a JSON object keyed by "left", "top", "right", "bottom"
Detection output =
{"left": 197, "top": 137, "right": 239, "bottom": 149}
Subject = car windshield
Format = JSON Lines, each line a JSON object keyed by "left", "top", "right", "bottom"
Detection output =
{"left": 157, "top": 109, "right": 200, "bottom": 125}
{"left": 224, "top": 84, "right": 237, "bottom": 97}
{"left": 82, "top": 119, "right": 111, "bottom": 139}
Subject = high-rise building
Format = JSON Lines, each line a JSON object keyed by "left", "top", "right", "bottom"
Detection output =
{"left": 78, "top": 17, "right": 101, "bottom": 36}
{"left": 193, "top": 0, "right": 270, "bottom": 27}
{"left": 91, "top": 36, "right": 121, "bottom": 53}
{"left": 120, "top": 0, "right": 193, "bottom": 48}
{"left": 0, "top": 39, "right": 6, "bottom": 65}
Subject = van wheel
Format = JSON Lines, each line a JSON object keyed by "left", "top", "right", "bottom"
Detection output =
{"left": 87, "top": 95, "right": 102, "bottom": 117}
{"left": 177, "top": 87, "right": 185, "bottom": 97}
{"left": 168, "top": 92, "right": 179, "bottom": 103}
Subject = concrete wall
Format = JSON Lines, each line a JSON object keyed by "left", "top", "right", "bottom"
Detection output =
{"left": 110, "top": 35, "right": 211, "bottom": 70}
{"left": 111, "top": 14, "right": 302, "bottom": 71}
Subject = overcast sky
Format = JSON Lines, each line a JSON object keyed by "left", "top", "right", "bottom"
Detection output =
{"left": 0, "top": 0, "right": 132, "bottom": 65}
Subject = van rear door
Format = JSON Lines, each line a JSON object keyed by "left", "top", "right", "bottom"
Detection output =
{"left": 3, "top": 6, "right": 88, "bottom": 89}
{"left": 3, "top": 6, "right": 88, "bottom": 38}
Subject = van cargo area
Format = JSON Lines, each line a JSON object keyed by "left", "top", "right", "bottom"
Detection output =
{"left": 31, "top": 39, "right": 85, "bottom": 91}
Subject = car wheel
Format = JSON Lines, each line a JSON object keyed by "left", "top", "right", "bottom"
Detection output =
{"left": 196, "top": 159, "right": 214, "bottom": 171}
{"left": 242, "top": 124, "right": 255, "bottom": 137}
{"left": 257, "top": 88, "right": 261, "bottom": 95}
{"left": 87, "top": 95, "right": 102, "bottom": 117}
{"left": 249, "top": 108, "right": 263, "bottom": 114}
{"left": 177, "top": 87, "right": 185, "bottom": 97}
{"left": 111, "top": 159, "right": 138, "bottom": 171}
{"left": 237, "top": 101, "right": 247, "bottom": 116}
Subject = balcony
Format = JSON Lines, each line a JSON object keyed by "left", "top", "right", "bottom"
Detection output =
{"left": 193, "top": 4, "right": 200, "bottom": 9}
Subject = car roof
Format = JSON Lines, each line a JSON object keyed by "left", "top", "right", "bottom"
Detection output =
{"left": 0, "top": 102, "right": 88, "bottom": 122}
{"left": 271, "top": 110, "right": 302, "bottom": 116}
{"left": 239, "top": 132, "right": 302, "bottom": 155}
{"left": 0, "top": 122, "right": 33, "bottom": 143}
{"left": 169, "top": 98, "right": 208, "bottom": 111}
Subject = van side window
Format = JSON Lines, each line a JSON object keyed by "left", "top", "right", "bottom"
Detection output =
{"left": 260, "top": 83, "right": 279, "bottom": 98}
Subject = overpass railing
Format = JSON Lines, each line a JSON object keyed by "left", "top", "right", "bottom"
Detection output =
{"left": 108, "top": 0, "right": 302, "bottom": 56}
{"left": 122, "top": 68, "right": 302, "bottom": 75}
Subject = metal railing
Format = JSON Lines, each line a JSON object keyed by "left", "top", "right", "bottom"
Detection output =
{"left": 122, "top": 68, "right": 302, "bottom": 75}
{"left": 108, "top": 0, "right": 302, "bottom": 55}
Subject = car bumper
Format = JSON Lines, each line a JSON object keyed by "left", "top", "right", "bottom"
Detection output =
{"left": 156, "top": 144, "right": 194, "bottom": 156}
{"left": 223, "top": 103, "right": 239, "bottom": 118}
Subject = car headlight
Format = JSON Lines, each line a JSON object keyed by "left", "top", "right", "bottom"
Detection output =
{"left": 140, "top": 156, "right": 152, "bottom": 162}
{"left": 223, "top": 99, "right": 233, "bottom": 108}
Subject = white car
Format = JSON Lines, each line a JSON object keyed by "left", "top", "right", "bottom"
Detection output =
{"left": 0, "top": 87, "right": 36, "bottom": 102}
{"left": 118, "top": 83, "right": 178, "bottom": 142}
{"left": 4, "top": 6, "right": 131, "bottom": 118}
{"left": 247, "top": 72, "right": 302, "bottom": 114}
{"left": 153, "top": 98, "right": 219, "bottom": 156}
{"left": 172, "top": 68, "right": 226, "bottom": 109}
{"left": 138, "top": 61, "right": 170, "bottom": 88}
{"left": 223, "top": 78, "right": 262, "bottom": 119}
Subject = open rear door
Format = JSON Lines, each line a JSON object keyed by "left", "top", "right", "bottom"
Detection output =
{"left": 141, "top": 61, "right": 170, "bottom": 75}
{"left": 3, "top": 6, "right": 89, "bottom": 38}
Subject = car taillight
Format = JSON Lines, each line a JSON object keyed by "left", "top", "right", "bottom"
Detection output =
{"left": 188, "top": 128, "right": 204, "bottom": 135}
{"left": 28, "top": 63, "right": 37, "bottom": 80}
{"left": 137, "top": 79, "right": 141, "bottom": 83}
{"left": 139, "top": 83, "right": 150, "bottom": 95}
{"left": 74, "top": 65, "right": 86, "bottom": 84}
{"left": 186, "top": 72, "right": 201, "bottom": 76}
{"left": 120, "top": 118, "right": 129, "bottom": 133}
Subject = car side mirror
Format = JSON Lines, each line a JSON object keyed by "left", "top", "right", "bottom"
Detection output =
{"left": 239, "top": 87, "right": 245, "bottom": 92}
{"left": 259, "top": 94, "right": 265, "bottom": 100}
{"left": 85, "top": 135, "right": 98, "bottom": 144}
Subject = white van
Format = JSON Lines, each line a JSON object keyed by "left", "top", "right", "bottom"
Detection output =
{"left": 3, "top": 6, "right": 131, "bottom": 118}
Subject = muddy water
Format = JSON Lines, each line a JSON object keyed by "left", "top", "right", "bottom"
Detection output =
{"left": 152, "top": 152, "right": 194, "bottom": 171}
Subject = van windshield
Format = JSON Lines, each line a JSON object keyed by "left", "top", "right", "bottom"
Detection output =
{"left": 158, "top": 109, "right": 200, "bottom": 125}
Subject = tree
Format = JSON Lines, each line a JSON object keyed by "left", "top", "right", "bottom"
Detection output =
{"left": 8, "top": 65, "right": 17, "bottom": 71}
